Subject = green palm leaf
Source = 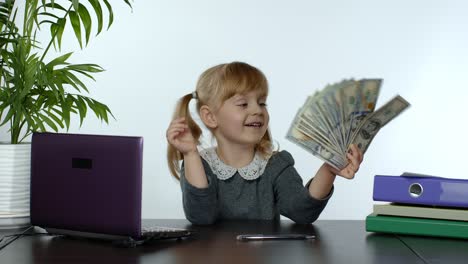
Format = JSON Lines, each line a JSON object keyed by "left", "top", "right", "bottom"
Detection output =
{"left": 71, "top": 0, "right": 80, "bottom": 12}
{"left": 46, "top": 51, "right": 72, "bottom": 68}
{"left": 88, "top": 0, "right": 103, "bottom": 35}
{"left": 77, "top": 3, "right": 91, "bottom": 45}
{"left": 68, "top": 10, "right": 82, "bottom": 48}
{"left": 38, "top": 112, "right": 58, "bottom": 131}
{"left": 102, "top": 0, "right": 113, "bottom": 30}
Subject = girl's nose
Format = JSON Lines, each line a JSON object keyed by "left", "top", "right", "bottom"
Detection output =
{"left": 251, "top": 103, "right": 264, "bottom": 114}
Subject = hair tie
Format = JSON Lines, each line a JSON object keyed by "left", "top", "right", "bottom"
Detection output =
{"left": 192, "top": 91, "right": 198, "bottom": 100}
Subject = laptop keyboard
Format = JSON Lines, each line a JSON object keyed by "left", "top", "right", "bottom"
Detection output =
{"left": 142, "top": 226, "right": 184, "bottom": 233}
{"left": 141, "top": 226, "right": 192, "bottom": 239}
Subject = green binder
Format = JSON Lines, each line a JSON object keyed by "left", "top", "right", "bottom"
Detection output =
{"left": 366, "top": 213, "right": 468, "bottom": 239}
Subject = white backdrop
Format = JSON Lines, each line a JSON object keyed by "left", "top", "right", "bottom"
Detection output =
{"left": 3, "top": 0, "right": 468, "bottom": 220}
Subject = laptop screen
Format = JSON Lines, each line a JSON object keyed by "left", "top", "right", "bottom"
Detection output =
{"left": 30, "top": 132, "right": 144, "bottom": 238}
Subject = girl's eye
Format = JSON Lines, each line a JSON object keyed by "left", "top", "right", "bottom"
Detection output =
{"left": 238, "top": 103, "right": 248, "bottom": 107}
{"left": 260, "top": 103, "right": 267, "bottom": 107}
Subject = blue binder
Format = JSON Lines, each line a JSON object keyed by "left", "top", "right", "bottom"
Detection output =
{"left": 373, "top": 173, "right": 468, "bottom": 208}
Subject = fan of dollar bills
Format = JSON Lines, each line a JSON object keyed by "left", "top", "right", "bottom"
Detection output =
{"left": 286, "top": 79, "right": 410, "bottom": 170}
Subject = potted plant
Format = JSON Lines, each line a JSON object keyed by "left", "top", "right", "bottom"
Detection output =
{"left": 0, "top": 0, "right": 132, "bottom": 228}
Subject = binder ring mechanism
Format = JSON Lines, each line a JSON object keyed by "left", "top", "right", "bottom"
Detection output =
{"left": 408, "top": 183, "right": 423, "bottom": 198}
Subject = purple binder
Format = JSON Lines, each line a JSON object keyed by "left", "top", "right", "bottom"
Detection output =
{"left": 373, "top": 173, "right": 468, "bottom": 208}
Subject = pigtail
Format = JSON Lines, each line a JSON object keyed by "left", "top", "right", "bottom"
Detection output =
{"left": 167, "top": 93, "right": 203, "bottom": 180}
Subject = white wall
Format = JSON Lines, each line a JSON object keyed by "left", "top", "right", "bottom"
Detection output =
{"left": 3, "top": 0, "right": 468, "bottom": 220}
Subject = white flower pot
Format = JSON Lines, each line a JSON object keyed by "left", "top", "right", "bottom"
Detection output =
{"left": 0, "top": 143, "right": 31, "bottom": 229}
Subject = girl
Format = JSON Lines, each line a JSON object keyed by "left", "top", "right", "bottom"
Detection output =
{"left": 166, "top": 62, "right": 363, "bottom": 225}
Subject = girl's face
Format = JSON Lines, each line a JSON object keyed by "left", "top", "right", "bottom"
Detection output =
{"left": 213, "top": 90, "right": 269, "bottom": 148}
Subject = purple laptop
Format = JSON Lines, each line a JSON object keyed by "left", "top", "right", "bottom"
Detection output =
{"left": 30, "top": 132, "right": 192, "bottom": 246}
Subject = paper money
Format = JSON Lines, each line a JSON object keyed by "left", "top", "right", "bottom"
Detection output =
{"left": 286, "top": 79, "right": 410, "bottom": 170}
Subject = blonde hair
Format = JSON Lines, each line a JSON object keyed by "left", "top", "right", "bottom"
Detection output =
{"left": 167, "top": 62, "right": 274, "bottom": 180}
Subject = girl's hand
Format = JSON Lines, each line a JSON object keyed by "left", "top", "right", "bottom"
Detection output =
{"left": 166, "top": 117, "right": 198, "bottom": 155}
{"left": 328, "top": 144, "right": 364, "bottom": 179}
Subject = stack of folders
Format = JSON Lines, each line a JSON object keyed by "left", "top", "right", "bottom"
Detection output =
{"left": 366, "top": 172, "right": 468, "bottom": 239}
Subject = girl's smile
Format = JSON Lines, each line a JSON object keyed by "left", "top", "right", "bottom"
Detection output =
{"left": 245, "top": 120, "right": 264, "bottom": 127}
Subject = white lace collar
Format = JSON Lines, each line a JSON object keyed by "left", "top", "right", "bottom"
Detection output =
{"left": 199, "top": 147, "right": 269, "bottom": 181}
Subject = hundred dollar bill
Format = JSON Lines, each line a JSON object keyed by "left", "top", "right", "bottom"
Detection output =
{"left": 286, "top": 128, "right": 346, "bottom": 169}
{"left": 286, "top": 78, "right": 410, "bottom": 170}
{"left": 304, "top": 79, "right": 356, "bottom": 153}
{"left": 351, "top": 95, "right": 410, "bottom": 154}
{"left": 342, "top": 79, "right": 382, "bottom": 147}
{"left": 286, "top": 109, "right": 346, "bottom": 169}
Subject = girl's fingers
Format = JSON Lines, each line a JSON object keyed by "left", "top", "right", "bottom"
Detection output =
{"left": 339, "top": 167, "right": 354, "bottom": 179}
{"left": 168, "top": 118, "right": 184, "bottom": 128}
{"left": 166, "top": 131, "right": 179, "bottom": 143}
{"left": 166, "top": 123, "right": 188, "bottom": 136}
{"left": 348, "top": 144, "right": 364, "bottom": 164}
{"left": 356, "top": 145, "right": 364, "bottom": 163}
{"left": 166, "top": 127, "right": 186, "bottom": 142}
{"left": 170, "top": 123, "right": 188, "bottom": 130}
{"left": 172, "top": 117, "right": 186, "bottom": 124}
{"left": 346, "top": 152, "right": 359, "bottom": 166}
{"left": 352, "top": 144, "right": 363, "bottom": 163}
{"left": 346, "top": 153, "right": 360, "bottom": 173}
{"left": 350, "top": 144, "right": 358, "bottom": 155}
{"left": 168, "top": 127, "right": 185, "bottom": 135}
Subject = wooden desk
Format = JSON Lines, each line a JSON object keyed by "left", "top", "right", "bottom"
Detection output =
{"left": 0, "top": 219, "right": 465, "bottom": 264}
{"left": 397, "top": 236, "right": 468, "bottom": 264}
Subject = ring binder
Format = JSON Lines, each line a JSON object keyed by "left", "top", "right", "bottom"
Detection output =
{"left": 373, "top": 174, "right": 468, "bottom": 208}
